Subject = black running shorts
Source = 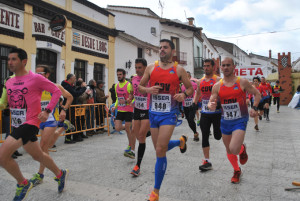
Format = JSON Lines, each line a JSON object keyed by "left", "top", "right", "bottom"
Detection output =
{"left": 133, "top": 108, "right": 149, "bottom": 120}
{"left": 115, "top": 112, "right": 133, "bottom": 122}
{"left": 10, "top": 124, "right": 39, "bottom": 145}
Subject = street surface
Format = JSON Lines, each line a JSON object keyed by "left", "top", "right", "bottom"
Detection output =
{"left": 0, "top": 106, "right": 300, "bottom": 201}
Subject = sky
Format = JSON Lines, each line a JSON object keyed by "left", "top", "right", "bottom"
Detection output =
{"left": 89, "top": 0, "right": 300, "bottom": 62}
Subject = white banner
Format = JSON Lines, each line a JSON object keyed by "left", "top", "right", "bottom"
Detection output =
{"left": 0, "top": 3, "right": 24, "bottom": 33}
{"left": 32, "top": 16, "right": 65, "bottom": 43}
{"left": 232, "top": 66, "right": 268, "bottom": 81}
{"left": 72, "top": 29, "right": 108, "bottom": 55}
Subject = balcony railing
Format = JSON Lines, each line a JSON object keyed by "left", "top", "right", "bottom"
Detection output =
{"left": 172, "top": 51, "right": 187, "bottom": 65}
{"left": 194, "top": 57, "right": 203, "bottom": 68}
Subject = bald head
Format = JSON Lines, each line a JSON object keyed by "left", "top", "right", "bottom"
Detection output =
{"left": 222, "top": 57, "right": 234, "bottom": 65}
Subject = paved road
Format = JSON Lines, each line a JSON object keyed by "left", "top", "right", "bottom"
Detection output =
{"left": 1, "top": 106, "right": 300, "bottom": 201}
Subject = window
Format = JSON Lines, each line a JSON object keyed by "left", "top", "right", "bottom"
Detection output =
{"left": 151, "top": 27, "right": 156, "bottom": 36}
{"left": 36, "top": 49, "right": 57, "bottom": 83}
{"left": 74, "top": 59, "right": 86, "bottom": 81}
{"left": 0, "top": 45, "right": 13, "bottom": 91}
{"left": 94, "top": 63, "right": 104, "bottom": 82}
{"left": 138, "top": 48, "right": 143, "bottom": 58}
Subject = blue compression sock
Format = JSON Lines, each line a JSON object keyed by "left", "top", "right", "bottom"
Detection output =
{"left": 154, "top": 156, "right": 167, "bottom": 189}
{"left": 167, "top": 140, "right": 180, "bottom": 151}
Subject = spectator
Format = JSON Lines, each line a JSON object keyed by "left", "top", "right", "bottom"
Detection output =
{"left": 109, "top": 83, "right": 116, "bottom": 103}
{"left": 85, "top": 79, "right": 97, "bottom": 135}
{"left": 95, "top": 80, "right": 109, "bottom": 132}
{"left": 76, "top": 79, "right": 89, "bottom": 139}
{"left": 61, "top": 74, "right": 86, "bottom": 143}
{"left": 288, "top": 85, "right": 300, "bottom": 109}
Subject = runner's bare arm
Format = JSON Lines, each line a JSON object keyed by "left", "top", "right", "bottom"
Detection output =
{"left": 193, "top": 80, "right": 201, "bottom": 104}
{"left": 207, "top": 82, "right": 220, "bottom": 111}
{"left": 174, "top": 66, "right": 193, "bottom": 102}
{"left": 138, "top": 64, "right": 161, "bottom": 94}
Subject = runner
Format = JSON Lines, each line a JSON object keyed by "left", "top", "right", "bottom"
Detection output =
{"left": 181, "top": 71, "right": 199, "bottom": 141}
{"left": 0, "top": 48, "right": 68, "bottom": 200}
{"left": 272, "top": 80, "right": 282, "bottom": 113}
{"left": 208, "top": 57, "right": 261, "bottom": 184}
{"left": 138, "top": 39, "right": 193, "bottom": 201}
{"left": 252, "top": 76, "right": 262, "bottom": 131}
{"left": 111, "top": 69, "right": 136, "bottom": 159}
{"left": 259, "top": 77, "right": 272, "bottom": 121}
{"left": 29, "top": 64, "right": 74, "bottom": 187}
{"left": 194, "top": 59, "right": 222, "bottom": 171}
{"left": 130, "top": 58, "right": 150, "bottom": 176}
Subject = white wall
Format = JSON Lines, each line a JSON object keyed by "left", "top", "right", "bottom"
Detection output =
{"left": 72, "top": 1, "right": 109, "bottom": 26}
{"left": 108, "top": 7, "right": 155, "bottom": 17}
{"left": 110, "top": 11, "right": 159, "bottom": 46}
{"left": 202, "top": 34, "right": 218, "bottom": 60}
{"left": 48, "top": 0, "right": 65, "bottom": 7}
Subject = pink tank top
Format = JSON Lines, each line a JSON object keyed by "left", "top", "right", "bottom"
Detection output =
{"left": 116, "top": 81, "right": 133, "bottom": 112}
{"left": 5, "top": 71, "right": 61, "bottom": 128}
{"left": 181, "top": 80, "right": 197, "bottom": 107}
{"left": 132, "top": 75, "right": 150, "bottom": 110}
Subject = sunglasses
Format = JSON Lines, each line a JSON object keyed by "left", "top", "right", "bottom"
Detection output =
{"left": 37, "top": 72, "right": 46, "bottom": 75}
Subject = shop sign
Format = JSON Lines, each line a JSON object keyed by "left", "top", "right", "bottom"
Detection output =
{"left": 32, "top": 16, "right": 65, "bottom": 43}
{"left": 49, "top": 14, "right": 66, "bottom": 32}
{"left": 0, "top": 3, "right": 24, "bottom": 33}
{"left": 72, "top": 29, "right": 108, "bottom": 55}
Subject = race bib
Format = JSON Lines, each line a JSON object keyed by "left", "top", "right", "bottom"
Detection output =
{"left": 222, "top": 103, "right": 241, "bottom": 120}
{"left": 135, "top": 96, "right": 147, "bottom": 110}
{"left": 41, "top": 101, "right": 50, "bottom": 111}
{"left": 184, "top": 98, "right": 193, "bottom": 107}
{"left": 118, "top": 97, "right": 126, "bottom": 107}
{"left": 151, "top": 94, "right": 171, "bottom": 112}
{"left": 201, "top": 100, "right": 210, "bottom": 112}
{"left": 10, "top": 108, "right": 26, "bottom": 128}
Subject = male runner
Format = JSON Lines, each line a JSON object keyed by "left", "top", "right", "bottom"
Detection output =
{"left": 208, "top": 57, "right": 261, "bottom": 184}
{"left": 139, "top": 39, "right": 193, "bottom": 201}
{"left": 272, "top": 80, "right": 282, "bottom": 113}
{"left": 259, "top": 77, "right": 272, "bottom": 121}
{"left": 0, "top": 48, "right": 68, "bottom": 200}
{"left": 252, "top": 76, "right": 262, "bottom": 131}
{"left": 111, "top": 68, "right": 135, "bottom": 158}
{"left": 194, "top": 59, "right": 222, "bottom": 171}
{"left": 130, "top": 58, "right": 150, "bottom": 176}
{"left": 29, "top": 64, "right": 74, "bottom": 186}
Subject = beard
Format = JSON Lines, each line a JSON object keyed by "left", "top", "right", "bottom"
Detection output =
{"left": 118, "top": 77, "right": 124, "bottom": 82}
{"left": 160, "top": 52, "right": 171, "bottom": 63}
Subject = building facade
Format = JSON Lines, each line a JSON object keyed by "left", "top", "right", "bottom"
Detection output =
{"left": 0, "top": 0, "right": 117, "bottom": 96}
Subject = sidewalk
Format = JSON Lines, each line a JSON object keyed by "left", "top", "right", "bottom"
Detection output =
{"left": 0, "top": 106, "right": 299, "bottom": 200}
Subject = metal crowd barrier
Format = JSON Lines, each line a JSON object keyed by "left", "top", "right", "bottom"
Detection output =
{"left": 0, "top": 103, "right": 110, "bottom": 143}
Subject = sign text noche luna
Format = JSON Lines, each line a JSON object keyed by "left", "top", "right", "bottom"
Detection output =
{"left": 81, "top": 34, "right": 107, "bottom": 53}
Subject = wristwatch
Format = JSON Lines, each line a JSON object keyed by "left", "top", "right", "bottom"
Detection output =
{"left": 183, "top": 91, "right": 188, "bottom": 98}
{"left": 45, "top": 108, "right": 52, "bottom": 113}
{"left": 252, "top": 106, "right": 258, "bottom": 111}
{"left": 60, "top": 106, "right": 68, "bottom": 111}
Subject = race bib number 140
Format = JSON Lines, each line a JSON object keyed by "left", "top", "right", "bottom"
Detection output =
{"left": 151, "top": 94, "right": 171, "bottom": 112}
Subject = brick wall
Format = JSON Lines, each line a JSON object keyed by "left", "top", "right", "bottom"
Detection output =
{"left": 278, "top": 52, "right": 293, "bottom": 105}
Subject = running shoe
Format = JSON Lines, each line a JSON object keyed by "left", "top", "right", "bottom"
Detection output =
{"left": 130, "top": 165, "right": 140, "bottom": 176}
{"left": 197, "top": 120, "right": 200, "bottom": 126}
{"left": 179, "top": 135, "right": 188, "bottom": 153}
{"left": 54, "top": 169, "right": 69, "bottom": 193}
{"left": 277, "top": 110, "right": 280, "bottom": 113}
{"left": 124, "top": 145, "right": 131, "bottom": 153}
{"left": 64, "top": 120, "right": 75, "bottom": 132}
{"left": 239, "top": 144, "right": 248, "bottom": 165}
{"left": 13, "top": 181, "right": 33, "bottom": 201}
{"left": 193, "top": 133, "right": 199, "bottom": 142}
{"left": 124, "top": 151, "right": 135, "bottom": 159}
{"left": 29, "top": 173, "right": 44, "bottom": 187}
{"left": 266, "top": 117, "right": 270, "bottom": 121}
{"left": 231, "top": 168, "right": 242, "bottom": 184}
{"left": 148, "top": 191, "right": 159, "bottom": 201}
{"left": 199, "top": 160, "right": 212, "bottom": 171}
{"left": 254, "top": 125, "right": 259, "bottom": 131}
